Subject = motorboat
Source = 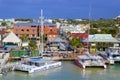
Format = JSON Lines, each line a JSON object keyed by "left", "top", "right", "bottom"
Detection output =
{"left": 106, "top": 47, "right": 120, "bottom": 63}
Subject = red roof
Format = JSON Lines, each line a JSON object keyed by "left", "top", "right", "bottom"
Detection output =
{"left": 70, "top": 33, "right": 88, "bottom": 38}
{"left": 0, "top": 30, "right": 7, "bottom": 34}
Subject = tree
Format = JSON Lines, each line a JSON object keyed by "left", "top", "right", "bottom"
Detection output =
{"left": 67, "top": 31, "right": 71, "bottom": 36}
{"left": 1, "top": 22, "right": 7, "bottom": 26}
{"left": 43, "top": 34, "right": 47, "bottom": 43}
{"left": 28, "top": 40, "right": 37, "bottom": 51}
{"left": 89, "top": 29, "right": 98, "bottom": 34}
{"left": 15, "top": 18, "right": 33, "bottom": 22}
{"left": 21, "top": 34, "right": 28, "bottom": 42}
{"left": 69, "top": 37, "right": 83, "bottom": 48}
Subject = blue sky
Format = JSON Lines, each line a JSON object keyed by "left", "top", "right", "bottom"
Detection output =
{"left": 0, "top": 0, "right": 120, "bottom": 19}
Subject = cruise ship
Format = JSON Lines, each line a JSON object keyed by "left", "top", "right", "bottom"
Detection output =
{"left": 14, "top": 57, "right": 62, "bottom": 73}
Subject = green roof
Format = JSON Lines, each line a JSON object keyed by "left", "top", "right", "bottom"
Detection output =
{"left": 84, "top": 34, "right": 120, "bottom": 42}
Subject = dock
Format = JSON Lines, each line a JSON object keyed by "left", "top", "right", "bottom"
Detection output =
{"left": 43, "top": 57, "right": 74, "bottom": 61}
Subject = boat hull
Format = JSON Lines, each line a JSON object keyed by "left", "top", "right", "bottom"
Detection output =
{"left": 74, "top": 59, "right": 85, "bottom": 69}
{"left": 14, "top": 62, "right": 62, "bottom": 73}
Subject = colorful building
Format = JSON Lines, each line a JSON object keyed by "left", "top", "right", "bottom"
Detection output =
{"left": 83, "top": 34, "right": 120, "bottom": 52}
{"left": 13, "top": 22, "right": 58, "bottom": 39}
{"left": 47, "top": 37, "right": 68, "bottom": 51}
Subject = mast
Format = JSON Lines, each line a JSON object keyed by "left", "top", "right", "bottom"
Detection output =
{"left": 39, "top": 9, "right": 44, "bottom": 56}
{"left": 87, "top": 0, "right": 92, "bottom": 53}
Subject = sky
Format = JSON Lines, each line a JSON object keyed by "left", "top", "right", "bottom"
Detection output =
{"left": 0, "top": 0, "right": 120, "bottom": 19}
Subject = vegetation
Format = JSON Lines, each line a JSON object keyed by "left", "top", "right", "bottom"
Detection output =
{"left": 21, "top": 34, "right": 29, "bottom": 42}
{"left": 53, "top": 18, "right": 119, "bottom": 27}
{"left": 69, "top": 37, "right": 83, "bottom": 48}
{"left": 88, "top": 27, "right": 118, "bottom": 37}
{"left": 1, "top": 21, "right": 7, "bottom": 26}
{"left": 43, "top": 34, "right": 47, "bottom": 43}
{"left": 67, "top": 31, "right": 71, "bottom": 36}
{"left": 53, "top": 18, "right": 120, "bottom": 36}
{"left": 15, "top": 18, "right": 33, "bottom": 22}
{"left": 28, "top": 40, "right": 37, "bottom": 51}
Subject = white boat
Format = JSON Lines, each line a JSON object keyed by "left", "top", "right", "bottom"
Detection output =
{"left": 106, "top": 47, "right": 120, "bottom": 63}
{"left": 74, "top": 54, "right": 106, "bottom": 69}
{"left": 14, "top": 57, "right": 62, "bottom": 73}
{"left": 108, "top": 56, "right": 114, "bottom": 64}
{"left": 98, "top": 53, "right": 115, "bottom": 65}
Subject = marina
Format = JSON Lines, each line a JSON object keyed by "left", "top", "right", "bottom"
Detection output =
{"left": 1, "top": 61, "right": 120, "bottom": 80}
{"left": 0, "top": 0, "right": 120, "bottom": 80}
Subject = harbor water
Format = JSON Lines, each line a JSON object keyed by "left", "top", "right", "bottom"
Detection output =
{"left": 1, "top": 61, "right": 120, "bottom": 80}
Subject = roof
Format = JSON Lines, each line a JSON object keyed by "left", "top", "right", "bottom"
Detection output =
{"left": 84, "top": 34, "right": 120, "bottom": 42}
{"left": 3, "top": 32, "right": 21, "bottom": 43}
{"left": 50, "top": 37, "right": 66, "bottom": 42}
{"left": 70, "top": 33, "right": 88, "bottom": 38}
{"left": 14, "top": 22, "right": 56, "bottom": 27}
{"left": 0, "top": 30, "right": 7, "bottom": 34}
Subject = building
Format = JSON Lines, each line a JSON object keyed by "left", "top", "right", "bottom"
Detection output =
{"left": 83, "top": 34, "right": 120, "bottom": 52}
{"left": 47, "top": 37, "right": 68, "bottom": 51}
{"left": 13, "top": 22, "right": 58, "bottom": 39}
{"left": 115, "top": 15, "right": 120, "bottom": 21}
{"left": 47, "top": 32, "right": 59, "bottom": 42}
{"left": 69, "top": 33, "right": 88, "bottom": 39}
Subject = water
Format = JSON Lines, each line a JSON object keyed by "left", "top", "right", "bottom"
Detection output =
{"left": 1, "top": 61, "right": 120, "bottom": 80}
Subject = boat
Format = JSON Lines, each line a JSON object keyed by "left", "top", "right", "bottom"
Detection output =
{"left": 0, "top": 71, "right": 7, "bottom": 77}
{"left": 14, "top": 10, "right": 62, "bottom": 73}
{"left": 14, "top": 57, "right": 62, "bottom": 73}
{"left": 98, "top": 53, "right": 114, "bottom": 65}
{"left": 106, "top": 47, "right": 120, "bottom": 63}
{"left": 0, "top": 73, "right": 3, "bottom": 76}
{"left": 74, "top": 54, "right": 106, "bottom": 69}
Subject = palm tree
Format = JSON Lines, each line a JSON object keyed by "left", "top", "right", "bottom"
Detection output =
{"left": 28, "top": 40, "right": 37, "bottom": 56}
{"left": 21, "top": 34, "right": 28, "bottom": 42}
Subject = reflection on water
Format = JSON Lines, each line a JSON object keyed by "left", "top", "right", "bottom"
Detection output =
{"left": 1, "top": 62, "right": 120, "bottom": 80}
{"left": 28, "top": 67, "right": 62, "bottom": 77}
{"left": 81, "top": 68, "right": 107, "bottom": 78}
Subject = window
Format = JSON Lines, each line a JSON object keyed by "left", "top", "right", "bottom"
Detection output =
{"left": 32, "top": 34, "right": 35, "bottom": 36}
{"left": 27, "top": 29, "right": 29, "bottom": 32}
{"left": 32, "top": 29, "right": 35, "bottom": 32}
{"left": 21, "top": 29, "right": 24, "bottom": 32}
{"left": 16, "top": 29, "right": 18, "bottom": 32}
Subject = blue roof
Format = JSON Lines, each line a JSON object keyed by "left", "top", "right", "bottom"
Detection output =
{"left": 52, "top": 37, "right": 66, "bottom": 42}
{"left": 29, "top": 56, "right": 43, "bottom": 62}
{"left": 14, "top": 22, "right": 56, "bottom": 27}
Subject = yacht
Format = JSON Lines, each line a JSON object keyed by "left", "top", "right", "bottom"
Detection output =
{"left": 14, "top": 57, "right": 62, "bottom": 73}
{"left": 74, "top": 54, "right": 106, "bottom": 69}
{"left": 106, "top": 47, "right": 120, "bottom": 63}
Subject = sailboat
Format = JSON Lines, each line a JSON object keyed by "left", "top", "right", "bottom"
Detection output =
{"left": 74, "top": 2, "right": 106, "bottom": 69}
{"left": 14, "top": 9, "right": 62, "bottom": 73}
